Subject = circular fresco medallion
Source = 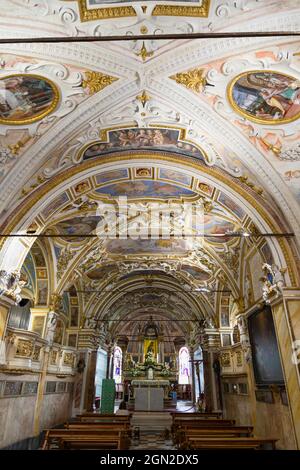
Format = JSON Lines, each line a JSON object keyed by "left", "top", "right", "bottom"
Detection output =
{"left": 0, "top": 74, "right": 59, "bottom": 125}
{"left": 228, "top": 70, "right": 300, "bottom": 124}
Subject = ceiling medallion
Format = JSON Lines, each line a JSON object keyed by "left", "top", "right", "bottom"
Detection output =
{"left": 227, "top": 70, "right": 300, "bottom": 125}
{"left": 0, "top": 74, "right": 59, "bottom": 125}
{"left": 170, "top": 68, "right": 207, "bottom": 93}
{"left": 82, "top": 71, "right": 118, "bottom": 95}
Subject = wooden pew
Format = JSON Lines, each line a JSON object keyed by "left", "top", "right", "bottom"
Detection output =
{"left": 172, "top": 411, "right": 223, "bottom": 419}
{"left": 174, "top": 425, "right": 253, "bottom": 448}
{"left": 183, "top": 436, "right": 278, "bottom": 450}
{"left": 172, "top": 418, "right": 235, "bottom": 435}
{"left": 42, "top": 427, "right": 129, "bottom": 450}
{"left": 76, "top": 413, "right": 131, "bottom": 423}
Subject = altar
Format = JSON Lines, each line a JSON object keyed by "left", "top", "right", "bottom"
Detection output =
{"left": 131, "top": 379, "right": 170, "bottom": 411}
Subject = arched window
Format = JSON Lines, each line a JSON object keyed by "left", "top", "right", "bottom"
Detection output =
{"left": 179, "top": 346, "right": 190, "bottom": 385}
{"left": 113, "top": 346, "right": 122, "bottom": 384}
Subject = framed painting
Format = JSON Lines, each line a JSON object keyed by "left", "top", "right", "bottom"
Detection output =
{"left": 228, "top": 70, "right": 300, "bottom": 125}
{"left": 248, "top": 305, "right": 285, "bottom": 386}
{"left": 0, "top": 74, "right": 59, "bottom": 125}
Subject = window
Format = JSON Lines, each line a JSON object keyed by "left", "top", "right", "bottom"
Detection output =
{"left": 179, "top": 347, "right": 190, "bottom": 385}
{"left": 113, "top": 346, "right": 122, "bottom": 384}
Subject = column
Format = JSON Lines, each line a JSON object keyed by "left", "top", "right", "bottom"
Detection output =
{"left": 33, "top": 346, "right": 49, "bottom": 435}
{"left": 189, "top": 348, "right": 196, "bottom": 404}
{"left": 271, "top": 289, "right": 300, "bottom": 449}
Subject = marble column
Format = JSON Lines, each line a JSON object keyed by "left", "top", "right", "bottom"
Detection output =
{"left": 271, "top": 289, "right": 300, "bottom": 449}
{"left": 33, "top": 346, "right": 49, "bottom": 435}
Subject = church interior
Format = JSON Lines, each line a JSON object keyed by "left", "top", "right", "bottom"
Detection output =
{"left": 0, "top": 0, "right": 300, "bottom": 452}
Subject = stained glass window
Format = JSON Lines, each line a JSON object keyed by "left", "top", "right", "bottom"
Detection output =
{"left": 113, "top": 346, "right": 122, "bottom": 384}
{"left": 179, "top": 346, "right": 190, "bottom": 385}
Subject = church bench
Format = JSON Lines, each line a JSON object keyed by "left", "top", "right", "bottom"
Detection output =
{"left": 172, "top": 418, "right": 235, "bottom": 433}
{"left": 183, "top": 437, "right": 278, "bottom": 450}
{"left": 172, "top": 412, "right": 223, "bottom": 419}
{"left": 42, "top": 428, "right": 129, "bottom": 450}
{"left": 76, "top": 413, "right": 131, "bottom": 421}
{"left": 56, "top": 436, "right": 124, "bottom": 450}
{"left": 65, "top": 421, "right": 132, "bottom": 437}
{"left": 174, "top": 426, "right": 254, "bottom": 447}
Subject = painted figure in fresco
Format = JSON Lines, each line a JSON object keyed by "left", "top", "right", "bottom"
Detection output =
{"left": 82, "top": 128, "right": 205, "bottom": 161}
{"left": 0, "top": 76, "right": 55, "bottom": 121}
{"left": 232, "top": 72, "right": 300, "bottom": 122}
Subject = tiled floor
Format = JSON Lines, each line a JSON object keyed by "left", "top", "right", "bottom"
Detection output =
{"left": 130, "top": 432, "right": 175, "bottom": 450}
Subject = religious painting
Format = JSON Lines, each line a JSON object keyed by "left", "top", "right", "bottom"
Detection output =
{"left": 41, "top": 192, "right": 69, "bottom": 220}
{"left": 105, "top": 237, "right": 191, "bottom": 255}
{"left": 180, "top": 265, "right": 210, "bottom": 281}
{"left": 144, "top": 339, "right": 158, "bottom": 361}
{"left": 95, "top": 169, "right": 128, "bottom": 185}
{"left": 86, "top": 264, "right": 117, "bottom": 280}
{"left": 201, "top": 214, "right": 236, "bottom": 243}
{"left": 53, "top": 215, "right": 102, "bottom": 242}
{"left": 158, "top": 168, "right": 192, "bottom": 186}
{"left": 82, "top": 127, "right": 206, "bottom": 162}
{"left": 31, "top": 245, "right": 46, "bottom": 267}
{"left": 260, "top": 242, "right": 274, "bottom": 265}
{"left": 228, "top": 70, "right": 300, "bottom": 124}
{"left": 37, "top": 280, "right": 48, "bottom": 305}
{"left": 217, "top": 192, "right": 245, "bottom": 220}
{"left": 0, "top": 74, "right": 59, "bottom": 125}
{"left": 248, "top": 306, "right": 284, "bottom": 386}
{"left": 70, "top": 307, "right": 79, "bottom": 327}
{"left": 220, "top": 309, "right": 230, "bottom": 327}
{"left": 95, "top": 180, "right": 196, "bottom": 199}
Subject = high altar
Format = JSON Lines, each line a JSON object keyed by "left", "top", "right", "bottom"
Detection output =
{"left": 123, "top": 317, "right": 176, "bottom": 410}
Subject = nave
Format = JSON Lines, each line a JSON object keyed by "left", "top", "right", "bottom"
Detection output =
{"left": 0, "top": 0, "right": 300, "bottom": 453}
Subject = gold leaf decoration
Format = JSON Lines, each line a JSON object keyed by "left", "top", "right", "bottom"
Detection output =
{"left": 170, "top": 68, "right": 207, "bottom": 93}
{"left": 82, "top": 71, "right": 118, "bottom": 95}
{"left": 136, "top": 42, "right": 154, "bottom": 62}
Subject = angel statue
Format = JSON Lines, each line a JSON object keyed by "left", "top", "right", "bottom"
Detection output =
{"left": 261, "top": 263, "right": 285, "bottom": 304}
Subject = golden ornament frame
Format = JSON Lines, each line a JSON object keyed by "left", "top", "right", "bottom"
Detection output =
{"left": 76, "top": 0, "right": 210, "bottom": 21}
{"left": 0, "top": 73, "right": 60, "bottom": 126}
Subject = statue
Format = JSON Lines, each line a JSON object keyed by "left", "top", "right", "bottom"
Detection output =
{"left": 45, "top": 311, "right": 58, "bottom": 346}
{"left": 261, "top": 263, "right": 285, "bottom": 304}
{"left": 0, "top": 270, "right": 27, "bottom": 304}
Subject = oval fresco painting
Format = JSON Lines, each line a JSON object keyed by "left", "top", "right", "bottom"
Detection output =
{"left": 0, "top": 74, "right": 59, "bottom": 125}
{"left": 228, "top": 70, "right": 300, "bottom": 124}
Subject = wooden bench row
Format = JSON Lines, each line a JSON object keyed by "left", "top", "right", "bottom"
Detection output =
{"left": 172, "top": 415, "right": 277, "bottom": 450}
{"left": 42, "top": 414, "right": 132, "bottom": 450}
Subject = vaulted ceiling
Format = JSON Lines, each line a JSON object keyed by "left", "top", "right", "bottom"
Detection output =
{"left": 1, "top": 0, "right": 300, "bottom": 341}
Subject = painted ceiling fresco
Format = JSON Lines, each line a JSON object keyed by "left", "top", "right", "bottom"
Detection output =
{"left": 1, "top": 1, "right": 300, "bottom": 337}
{"left": 82, "top": 128, "right": 206, "bottom": 162}
{"left": 94, "top": 180, "right": 197, "bottom": 199}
